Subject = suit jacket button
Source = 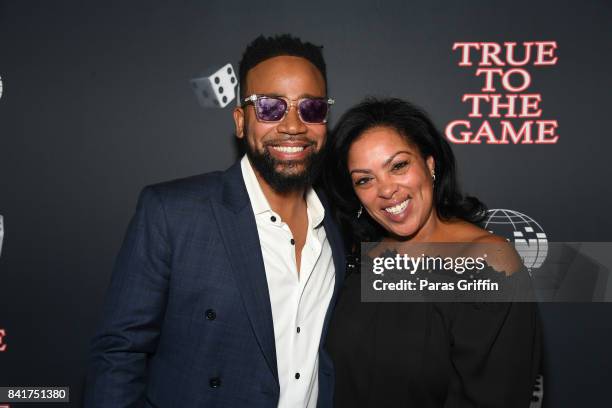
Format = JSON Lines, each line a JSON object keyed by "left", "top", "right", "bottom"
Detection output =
{"left": 209, "top": 377, "right": 221, "bottom": 388}
{"left": 205, "top": 309, "right": 216, "bottom": 320}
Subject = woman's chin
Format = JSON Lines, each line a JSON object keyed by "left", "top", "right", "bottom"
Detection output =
{"left": 382, "top": 221, "right": 419, "bottom": 240}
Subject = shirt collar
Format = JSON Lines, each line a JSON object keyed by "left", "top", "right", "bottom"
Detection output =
{"left": 305, "top": 185, "right": 325, "bottom": 228}
{"left": 240, "top": 155, "right": 325, "bottom": 228}
{"left": 241, "top": 155, "right": 271, "bottom": 215}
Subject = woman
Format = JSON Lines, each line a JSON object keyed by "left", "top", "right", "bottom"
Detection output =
{"left": 324, "top": 98, "right": 541, "bottom": 407}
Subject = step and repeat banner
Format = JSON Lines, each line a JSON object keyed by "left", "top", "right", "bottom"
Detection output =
{"left": 1, "top": 0, "right": 611, "bottom": 406}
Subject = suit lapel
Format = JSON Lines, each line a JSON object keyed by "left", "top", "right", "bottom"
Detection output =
{"left": 210, "top": 162, "right": 278, "bottom": 382}
{"left": 324, "top": 215, "right": 345, "bottom": 299}
{"left": 320, "top": 193, "right": 346, "bottom": 341}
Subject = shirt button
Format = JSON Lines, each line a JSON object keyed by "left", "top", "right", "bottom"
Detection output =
{"left": 270, "top": 216, "right": 277, "bottom": 222}
{"left": 297, "top": 327, "right": 301, "bottom": 333}
{"left": 295, "top": 373, "right": 300, "bottom": 379}
{"left": 209, "top": 377, "right": 221, "bottom": 388}
{"left": 205, "top": 309, "right": 216, "bottom": 320}
{"left": 290, "top": 238, "right": 295, "bottom": 245}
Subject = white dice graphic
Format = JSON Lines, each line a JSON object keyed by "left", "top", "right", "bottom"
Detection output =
{"left": 191, "top": 63, "right": 237, "bottom": 108}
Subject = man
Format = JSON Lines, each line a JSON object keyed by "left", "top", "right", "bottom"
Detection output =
{"left": 85, "top": 34, "right": 344, "bottom": 408}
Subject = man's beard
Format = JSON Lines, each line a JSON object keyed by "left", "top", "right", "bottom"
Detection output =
{"left": 244, "top": 131, "right": 325, "bottom": 194}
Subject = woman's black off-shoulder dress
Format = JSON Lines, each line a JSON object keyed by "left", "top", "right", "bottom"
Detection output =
{"left": 326, "top": 257, "right": 542, "bottom": 408}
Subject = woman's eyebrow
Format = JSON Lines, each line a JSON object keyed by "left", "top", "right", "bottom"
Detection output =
{"left": 382, "top": 151, "right": 413, "bottom": 167}
{"left": 350, "top": 169, "right": 371, "bottom": 175}
{"left": 350, "top": 151, "right": 413, "bottom": 175}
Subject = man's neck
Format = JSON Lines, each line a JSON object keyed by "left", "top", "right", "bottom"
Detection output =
{"left": 252, "top": 167, "right": 308, "bottom": 221}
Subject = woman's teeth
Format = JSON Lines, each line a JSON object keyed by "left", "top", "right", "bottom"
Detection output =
{"left": 272, "top": 146, "right": 305, "bottom": 153}
{"left": 384, "top": 199, "right": 409, "bottom": 215}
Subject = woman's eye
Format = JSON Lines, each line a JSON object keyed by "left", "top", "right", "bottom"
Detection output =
{"left": 392, "top": 160, "right": 409, "bottom": 171}
{"left": 354, "top": 177, "right": 371, "bottom": 186}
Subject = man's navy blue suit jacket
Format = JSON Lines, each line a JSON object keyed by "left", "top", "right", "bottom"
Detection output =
{"left": 85, "top": 161, "right": 345, "bottom": 408}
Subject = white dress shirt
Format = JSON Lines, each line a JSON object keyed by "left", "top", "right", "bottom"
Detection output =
{"left": 241, "top": 156, "right": 335, "bottom": 408}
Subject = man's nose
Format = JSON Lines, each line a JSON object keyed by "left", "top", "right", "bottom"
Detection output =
{"left": 276, "top": 104, "right": 307, "bottom": 135}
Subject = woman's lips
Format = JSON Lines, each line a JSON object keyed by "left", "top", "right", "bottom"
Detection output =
{"left": 381, "top": 198, "right": 411, "bottom": 222}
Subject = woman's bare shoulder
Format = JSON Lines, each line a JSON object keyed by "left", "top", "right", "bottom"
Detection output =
{"left": 446, "top": 221, "right": 522, "bottom": 275}
{"left": 471, "top": 232, "right": 522, "bottom": 275}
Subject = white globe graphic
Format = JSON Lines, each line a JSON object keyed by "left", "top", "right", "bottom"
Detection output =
{"left": 483, "top": 209, "right": 548, "bottom": 269}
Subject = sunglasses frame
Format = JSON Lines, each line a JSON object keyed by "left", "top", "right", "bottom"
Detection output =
{"left": 242, "top": 94, "right": 335, "bottom": 124}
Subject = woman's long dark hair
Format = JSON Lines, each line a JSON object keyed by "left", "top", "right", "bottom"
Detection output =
{"left": 323, "top": 97, "right": 487, "bottom": 249}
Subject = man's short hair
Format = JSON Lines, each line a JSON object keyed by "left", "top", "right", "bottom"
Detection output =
{"left": 238, "top": 34, "right": 327, "bottom": 100}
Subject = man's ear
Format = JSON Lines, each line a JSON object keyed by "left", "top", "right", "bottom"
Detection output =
{"left": 233, "top": 107, "right": 245, "bottom": 138}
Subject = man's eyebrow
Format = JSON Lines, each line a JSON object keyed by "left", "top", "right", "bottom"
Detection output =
{"left": 299, "top": 93, "right": 326, "bottom": 99}
{"left": 255, "top": 92, "right": 325, "bottom": 99}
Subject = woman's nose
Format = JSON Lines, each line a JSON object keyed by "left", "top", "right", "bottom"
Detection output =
{"left": 377, "top": 178, "right": 398, "bottom": 199}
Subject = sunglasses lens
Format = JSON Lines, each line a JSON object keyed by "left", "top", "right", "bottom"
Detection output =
{"left": 256, "top": 97, "right": 287, "bottom": 121}
{"left": 299, "top": 98, "right": 329, "bottom": 123}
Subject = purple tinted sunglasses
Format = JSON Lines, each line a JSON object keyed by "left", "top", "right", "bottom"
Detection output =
{"left": 242, "top": 94, "right": 335, "bottom": 124}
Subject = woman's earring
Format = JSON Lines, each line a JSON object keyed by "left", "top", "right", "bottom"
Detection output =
{"left": 431, "top": 172, "right": 436, "bottom": 182}
{"left": 357, "top": 205, "right": 363, "bottom": 219}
